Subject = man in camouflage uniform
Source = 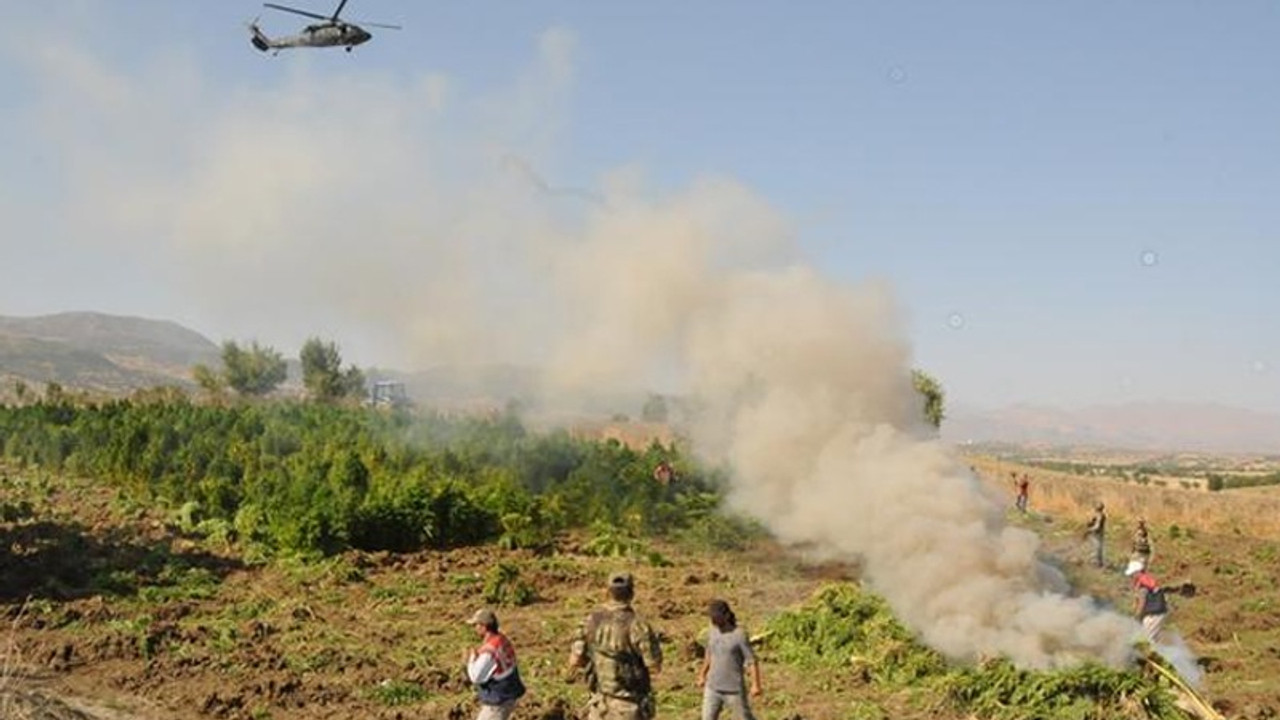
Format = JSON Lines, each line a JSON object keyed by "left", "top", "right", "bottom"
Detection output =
{"left": 568, "top": 572, "right": 663, "bottom": 719}
{"left": 1131, "top": 518, "right": 1153, "bottom": 568}
{"left": 1084, "top": 502, "right": 1107, "bottom": 568}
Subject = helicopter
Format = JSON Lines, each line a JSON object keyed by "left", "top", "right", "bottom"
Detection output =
{"left": 249, "top": 0, "right": 400, "bottom": 54}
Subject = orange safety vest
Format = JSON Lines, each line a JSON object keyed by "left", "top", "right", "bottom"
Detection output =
{"left": 475, "top": 632, "right": 525, "bottom": 704}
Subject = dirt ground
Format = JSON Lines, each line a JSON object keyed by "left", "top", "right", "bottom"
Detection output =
{"left": 3, "top": 463, "right": 1279, "bottom": 720}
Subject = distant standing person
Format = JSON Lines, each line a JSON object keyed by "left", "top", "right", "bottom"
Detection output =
{"left": 1084, "top": 502, "right": 1107, "bottom": 567}
{"left": 1014, "top": 474, "right": 1031, "bottom": 513}
{"left": 568, "top": 572, "right": 664, "bottom": 720}
{"left": 463, "top": 608, "right": 527, "bottom": 720}
{"left": 1131, "top": 518, "right": 1153, "bottom": 568}
{"left": 653, "top": 461, "right": 676, "bottom": 486}
{"left": 1125, "top": 558, "right": 1169, "bottom": 643}
{"left": 697, "top": 599, "right": 762, "bottom": 720}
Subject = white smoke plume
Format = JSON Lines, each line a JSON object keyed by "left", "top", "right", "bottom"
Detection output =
{"left": 550, "top": 202, "right": 1143, "bottom": 668}
{"left": 6, "top": 19, "right": 1150, "bottom": 670}
{"left": 1154, "top": 632, "right": 1203, "bottom": 689}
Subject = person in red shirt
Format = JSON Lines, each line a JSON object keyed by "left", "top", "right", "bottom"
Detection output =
{"left": 1124, "top": 559, "right": 1168, "bottom": 643}
{"left": 464, "top": 608, "right": 526, "bottom": 719}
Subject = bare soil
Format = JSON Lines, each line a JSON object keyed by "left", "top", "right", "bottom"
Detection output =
{"left": 3, "top": 463, "right": 1279, "bottom": 720}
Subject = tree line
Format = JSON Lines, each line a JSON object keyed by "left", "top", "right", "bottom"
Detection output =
{"left": 194, "top": 337, "right": 366, "bottom": 402}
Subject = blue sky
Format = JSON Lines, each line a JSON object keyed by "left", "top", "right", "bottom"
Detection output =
{"left": 1, "top": 1, "right": 1276, "bottom": 413}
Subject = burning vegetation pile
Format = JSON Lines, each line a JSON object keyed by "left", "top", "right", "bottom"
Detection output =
{"left": 763, "top": 583, "right": 1207, "bottom": 720}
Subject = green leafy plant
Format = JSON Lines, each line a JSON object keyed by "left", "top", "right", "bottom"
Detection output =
{"left": 483, "top": 562, "right": 538, "bottom": 607}
{"left": 366, "top": 679, "right": 428, "bottom": 706}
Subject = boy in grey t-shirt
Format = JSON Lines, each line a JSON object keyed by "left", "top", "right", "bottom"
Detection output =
{"left": 697, "top": 600, "right": 762, "bottom": 720}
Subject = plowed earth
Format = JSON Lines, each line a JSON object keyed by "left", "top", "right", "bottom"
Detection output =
{"left": 3, "top": 465, "right": 1278, "bottom": 720}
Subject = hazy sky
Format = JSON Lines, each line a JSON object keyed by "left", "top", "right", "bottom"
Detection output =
{"left": 1, "top": 1, "right": 1276, "bottom": 413}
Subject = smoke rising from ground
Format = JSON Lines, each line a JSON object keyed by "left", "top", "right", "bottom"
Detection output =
{"left": 555, "top": 208, "right": 1143, "bottom": 668}
{"left": 8, "top": 23, "right": 1148, "bottom": 669}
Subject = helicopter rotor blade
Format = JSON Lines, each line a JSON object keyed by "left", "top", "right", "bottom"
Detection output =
{"left": 262, "top": 3, "right": 330, "bottom": 21}
{"left": 358, "top": 21, "right": 402, "bottom": 30}
{"left": 331, "top": 0, "right": 350, "bottom": 21}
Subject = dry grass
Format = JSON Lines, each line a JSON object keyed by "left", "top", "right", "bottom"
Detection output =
{"left": 2, "top": 600, "right": 34, "bottom": 720}
{"left": 969, "top": 455, "right": 1280, "bottom": 539}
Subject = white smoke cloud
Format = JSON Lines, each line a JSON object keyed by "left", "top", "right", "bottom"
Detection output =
{"left": 11, "top": 27, "right": 575, "bottom": 367}
{"left": 556, "top": 212, "right": 1144, "bottom": 667}
{"left": 9, "top": 19, "right": 1151, "bottom": 670}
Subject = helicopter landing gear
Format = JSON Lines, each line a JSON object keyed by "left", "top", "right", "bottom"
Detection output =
{"left": 345, "top": 46, "right": 353, "bottom": 52}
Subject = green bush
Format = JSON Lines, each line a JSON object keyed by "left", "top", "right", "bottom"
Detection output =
{"left": 482, "top": 562, "right": 538, "bottom": 606}
{"left": 0, "top": 400, "right": 727, "bottom": 557}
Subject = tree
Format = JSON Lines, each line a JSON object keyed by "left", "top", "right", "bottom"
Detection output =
{"left": 192, "top": 363, "right": 226, "bottom": 397}
{"left": 299, "top": 337, "right": 366, "bottom": 402}
{"left": 221, "top": 341, "right": 287, "bottom": 397}
{"left": 911, "top": 369, "right": 945, "bottom": 429}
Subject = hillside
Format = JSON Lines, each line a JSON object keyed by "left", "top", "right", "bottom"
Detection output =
{"left": 0, "top": 312, "right": 219, "bottom": 394}
{"left": 944, "top": 401, "right": 1280, "bottom": 455}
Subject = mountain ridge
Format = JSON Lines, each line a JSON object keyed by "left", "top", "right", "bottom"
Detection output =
{"left": 943, "top": 400, "right": 1280, "bottom": 455}
{"left": 0, "top": 311, "right": 220, "bottom": 393}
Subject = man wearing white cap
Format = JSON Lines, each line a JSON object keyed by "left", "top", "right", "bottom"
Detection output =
{"left": 464, "top": 608, "right": 526, "bottom": 719}
{"left": 1124, "top": 559, "right": 1168, "bottom": 643}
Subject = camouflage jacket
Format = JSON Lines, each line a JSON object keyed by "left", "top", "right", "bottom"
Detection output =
{"left": 573, "top": 600, "right": 662, "bottom": 701}
{"left": 1132, "top": 527, "right": 1152, "bottom": 554}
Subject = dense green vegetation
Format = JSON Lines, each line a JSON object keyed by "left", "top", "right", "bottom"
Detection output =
{"left": 0, "top": 398, "right": 739, "bottom": 558}
{"left": 1204, "top": 471, "right": 1280, "bottom": 491}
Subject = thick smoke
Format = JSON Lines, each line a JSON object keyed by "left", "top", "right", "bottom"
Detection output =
{"left": 10, "top": 21, "right": 1148, "bottom": 669}
{"left": 551, "top": 197, "right": 1142, "bottom": 669}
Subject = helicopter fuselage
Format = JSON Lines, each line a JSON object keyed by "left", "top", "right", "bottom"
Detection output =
{"left": 251, "top": 1, "right": 396, "bottom": 54}
{"left": 253, "top": 21, "right": 372, "bottom": 52}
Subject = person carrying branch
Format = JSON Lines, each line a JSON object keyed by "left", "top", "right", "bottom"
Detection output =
{"left": 1125, "top": 558, "right": 1169, "bottom": 643}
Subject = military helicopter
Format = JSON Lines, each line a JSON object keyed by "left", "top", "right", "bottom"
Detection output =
{"left": 250, "top": 0, "right": 400, "bottom": 54}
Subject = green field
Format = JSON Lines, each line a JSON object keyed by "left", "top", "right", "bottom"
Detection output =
{"left": 2, "top": 402, "right": 1275, "bottom": 720}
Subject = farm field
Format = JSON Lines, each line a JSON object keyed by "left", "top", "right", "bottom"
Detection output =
{"left": 2, "top": 457, "right": 1278, "bottom": 720}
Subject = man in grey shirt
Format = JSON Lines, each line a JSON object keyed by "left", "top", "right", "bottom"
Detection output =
{"left": 697, "top": 600, "right": 762, "bottom": 720}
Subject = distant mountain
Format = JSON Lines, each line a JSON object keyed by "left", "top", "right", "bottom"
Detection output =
{"left": 0, "top": 311, "right": 220, "bottom": 393}
{"left": 943, "top": 401, "right": 1280, "bottom": 455}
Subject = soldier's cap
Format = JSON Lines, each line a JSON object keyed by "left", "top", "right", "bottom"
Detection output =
{"left": 466, "top": 608, "right": 498, "bottom": 626}
{"left": 608, "top": 572, "right": 634, "bottom": 590}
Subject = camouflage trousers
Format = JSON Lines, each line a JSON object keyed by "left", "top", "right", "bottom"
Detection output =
{"left": 586, "top": 693, "right": 655, "bottom": 720}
